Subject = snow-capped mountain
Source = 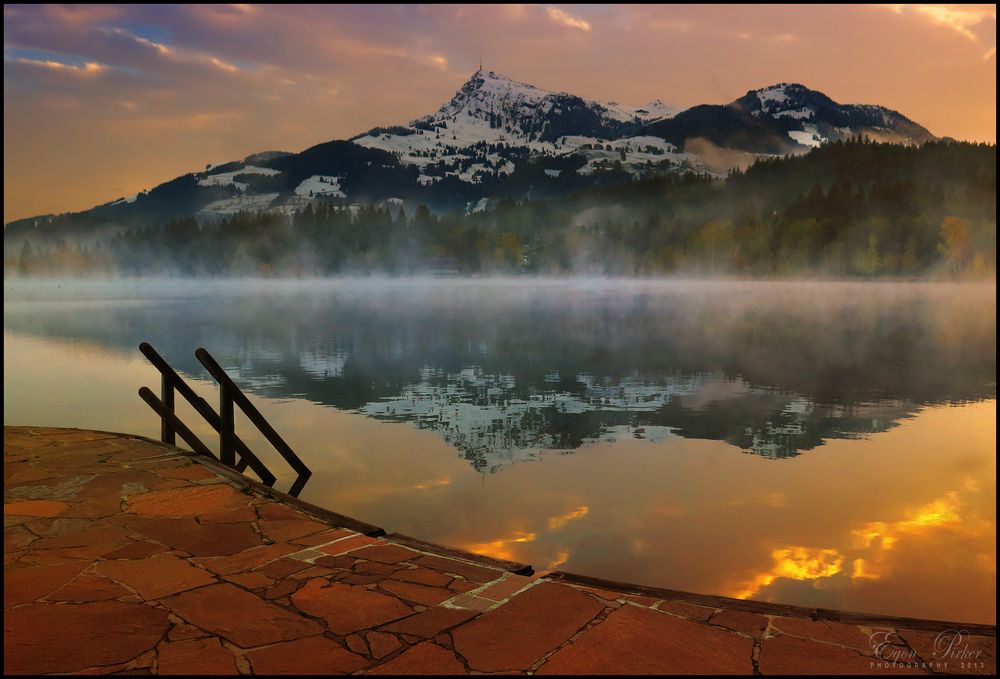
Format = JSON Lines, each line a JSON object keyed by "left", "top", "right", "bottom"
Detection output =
{"left": 357, "top": 69, "right": 676, "bottom": 148}
{"left": 352, "top": 69, "right": 693, "bottom": 187}
{"left": 646, "top": 82, "right": 934, "bottom": 154}
{"left": 4, "top": 71, "right": 936, "bottom": 237}
{"left": 740, "top": 84, "right": 933, "bottom": 145}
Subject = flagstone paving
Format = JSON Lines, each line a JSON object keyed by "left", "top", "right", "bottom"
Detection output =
{"left": 4, "top": 426, "right": 996, "bottom": 675}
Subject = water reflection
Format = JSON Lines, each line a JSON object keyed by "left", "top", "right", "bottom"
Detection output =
{"left": 3, "top": 280, "right": 994, "bottom": 472}
{"left": 3, "top": 279, "right": 995, "bottom": 623}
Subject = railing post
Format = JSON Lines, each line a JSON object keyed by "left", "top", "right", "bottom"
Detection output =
{"left": 196, "top": 347, "right": 311, "bottom": 480}
{"left": 161, "top": 374, "right": 176, "bottom": 445}
{"left": 220, "top": 381, "right": 235, "bottom": 467}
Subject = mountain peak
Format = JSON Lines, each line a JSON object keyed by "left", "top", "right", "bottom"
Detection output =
{"left": 426, "top": 69, "right": 551, "bottom": 126}
{"left": 757, "top": 82, "right": 809, "bottom": 92}
{"left": 712, "top": 82, "right": 934, "bottom": 149}
{"left": 745, "top": 83, "right": 827, "bottom": 109}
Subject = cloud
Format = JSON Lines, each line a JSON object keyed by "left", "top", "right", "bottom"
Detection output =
{"left": 883, "top": 4, "right": 997, "bottom": 60}
{"left": 884, "top": 4, "right": 996, "bottom": 41}
{"left": 547, "top": 7, "right": 591, "bottom": 32}
{"left": 131, "top": 34, "right": 173, "bottom": 56}
{"left": 735, "top": 30, "right": 797, "bottom": 43}
{"left": 424, "top": 53, "right": 448, "bottom": 70}
{"left": 207, "top": 56, "right": 239, "bottom": 73}
{"left": 14, "top": 57, "right": 107, "bottom": 75}
{"left": 115, "top": 109, "right": 245, "bottom": 132}
{"left": 42, "top": 4, "right": 122, "bottom": 25}
{"left": 104, "top": 27, "right": 242, "bottom": 73}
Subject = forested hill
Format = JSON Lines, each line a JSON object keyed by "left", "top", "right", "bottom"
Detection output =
{"left": 9, "top": 138, "right": 996, "bottom": 278}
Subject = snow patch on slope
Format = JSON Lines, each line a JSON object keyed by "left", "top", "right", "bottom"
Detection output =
{"left": 757, "top": 85, "right": 791, "bottom": 107}
{"left": 198, "top": 166, "right": 281, "bottom": 190}
{"left": 294, "top": 175, "right": 345, "bottom": 198}
{"left": 111, "top": 192, "right": 142, "bottom": 206}
{"left": 787, "top": 125, "right": 826, "bottom": 148}
{"left": 605, "top": 99, "right": 678, "bottom": 122}
{"left": 773, "top": 107, "right": 813, "bottom": 120}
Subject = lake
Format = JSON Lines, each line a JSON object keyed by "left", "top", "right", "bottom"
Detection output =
{"left": 3, "top": 278, "right": 995, "bottom": 624}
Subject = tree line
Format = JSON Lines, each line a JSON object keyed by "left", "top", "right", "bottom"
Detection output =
{"left": 8, "top": 138, "right": 995, "bottom": 277}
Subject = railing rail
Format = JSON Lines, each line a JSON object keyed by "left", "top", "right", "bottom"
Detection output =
{"left": 138, "top": 342, "right": 311, "bottom": 493}
{"left": 138, "top": 387, "right": 214, "bottom": 458}
{"left": 195, "top": 348, "right": 312, "bottom": 479}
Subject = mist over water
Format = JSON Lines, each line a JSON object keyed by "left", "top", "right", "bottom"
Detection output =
{"left": 4, "top": 277, "right": 996, "bottom": 623}
{"left": 5, "top": 278, "right": 994, "bottom": 461}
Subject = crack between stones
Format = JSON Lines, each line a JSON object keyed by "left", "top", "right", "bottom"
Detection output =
{"left": 526, "top": 602, "right": 617, "bottom": 674}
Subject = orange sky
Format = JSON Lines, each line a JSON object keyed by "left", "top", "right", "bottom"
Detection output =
{"left": 3, "top": 4, "right": 996, "bottom": 222}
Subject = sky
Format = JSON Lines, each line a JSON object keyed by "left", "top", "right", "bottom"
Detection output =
{"left": 3, "top": 3, "right": 997, "bottom": 223}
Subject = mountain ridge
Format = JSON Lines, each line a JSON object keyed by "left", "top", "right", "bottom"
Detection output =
{"left": 5, "top": 71, "right": 937, "bottom": 235}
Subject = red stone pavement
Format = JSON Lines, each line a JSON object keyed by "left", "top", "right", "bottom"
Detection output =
{"left": 4, "top": 426, "right": 996, "bottom": 675}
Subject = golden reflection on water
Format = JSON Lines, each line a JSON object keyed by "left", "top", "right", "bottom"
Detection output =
{"left": 732, "top": 547, "right": 844, "bottom": 600}
{"left": 3, "top": 332, "right": 996, "bottom": 624}
{"left": 731, "top": 488, "right": 987, "bottom": 601}
{"left": 548, "top": 506, "right": 590, "bottom": 530}
{"left": 463, "top": 506, "right": 591, "bottom": 562}
{"left": 233, "top": 395, "right": 998, "bottom": 624}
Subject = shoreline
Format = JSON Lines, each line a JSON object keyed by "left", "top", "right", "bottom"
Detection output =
{"left": 5, "top": 425, "right": 994, "bottom": 675}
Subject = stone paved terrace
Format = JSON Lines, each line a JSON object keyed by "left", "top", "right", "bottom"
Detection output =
{"left": 4, "top": 426, "right": 996, "bottom": 675}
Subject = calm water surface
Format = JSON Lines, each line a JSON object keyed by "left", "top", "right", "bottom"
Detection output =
{"left": 3, "top": 278, "right": 995, "bottom": 623}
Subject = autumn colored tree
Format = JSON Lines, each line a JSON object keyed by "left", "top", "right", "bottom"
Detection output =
{"left": 937, "top": 216, "right": 971, "bottom": 274}
{"left": 860, "top": 234, "right": 881, "bottom": 277}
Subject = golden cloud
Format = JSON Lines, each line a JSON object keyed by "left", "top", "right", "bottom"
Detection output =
{"left": 15, "top": 58, "right": 107, "bottom": 75}
{"left": 108, "top": 27, "right": 242, "bottom": 74}
{"left": 547, "top": 7, "right": 591, "bottom": 32}
{"left": 884, "top": 4, "right": 997, "bottom": 42}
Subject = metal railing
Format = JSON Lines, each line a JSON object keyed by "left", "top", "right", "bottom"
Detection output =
{"left": 138, "top": 342, "right": 312, "bottom": 495}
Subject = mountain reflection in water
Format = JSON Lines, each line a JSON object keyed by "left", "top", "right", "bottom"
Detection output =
{"left": 4, "top": 279, "right": 994, "bottom": 473}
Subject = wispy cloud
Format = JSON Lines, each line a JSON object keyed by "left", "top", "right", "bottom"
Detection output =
{"left": 42, "top": 4, "right": 122, "bottom": 25}
{"left": 424, "top": 53, "right": 448, "bottom": 70}
{"left": 884, "top": 4, "right": 996, "bottom": 42}
{"left": 547, "top": 7, "right": 591, "bottom": 32}
{"left": 207, "top": 55, "right": 239, "bottom": 73}
{"left": 885, "top": 4, "right": 997, "bottom": 60}
{"left": 14, "top": 57, "right": 107, "bottom": 75}
{"left": 736, "top": 31, "right": 797, "bottom": 43}
{"left": 133, "top": 34, "right": 173, "bottom": 56}
{"left": 104, "top": 26, "right": 242, "bottom": 73}
{"left": 117, "top": 109, "right": 244, "bottom": 132}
